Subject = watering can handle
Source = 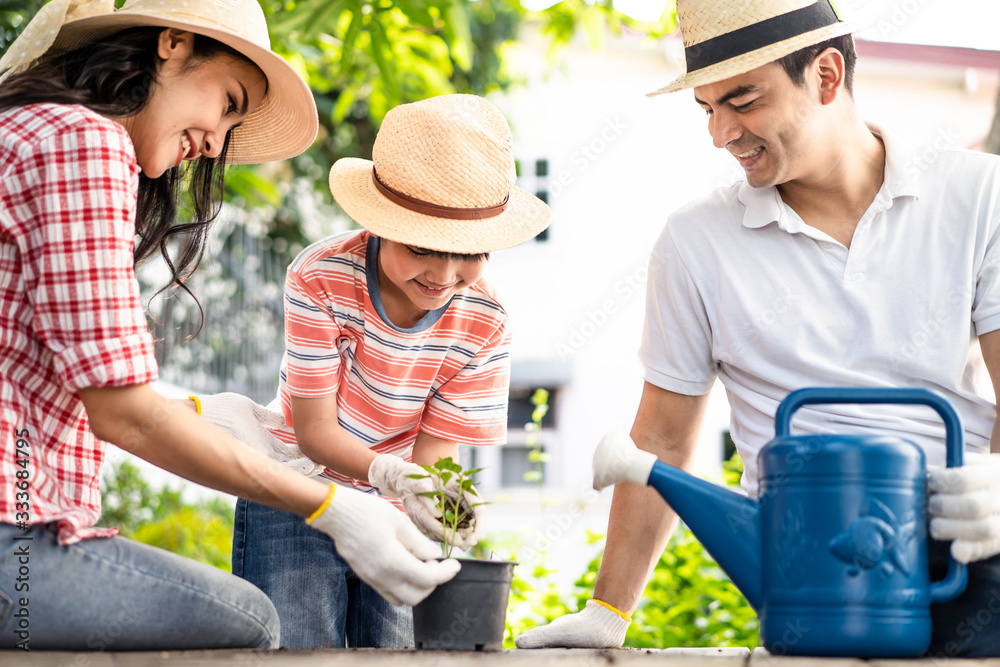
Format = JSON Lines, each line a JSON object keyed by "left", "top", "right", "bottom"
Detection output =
{"left": 775, "top": 387, "right": 968, "bottom": 602}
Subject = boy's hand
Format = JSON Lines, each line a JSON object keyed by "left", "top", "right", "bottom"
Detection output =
{"left": 308, "top": 485, "right": 461, "bottom": 606}
{"left": 446, "top": 480, "right": 485, "bottom": 552}
{"left": 369, "top": 454, "right": 449, "bottom": 542}
{"left": 928, "top": 452, "right": 1000, "bottom": 562}
{"left": 195, "top": 393, "right": 324, "bottom": 477}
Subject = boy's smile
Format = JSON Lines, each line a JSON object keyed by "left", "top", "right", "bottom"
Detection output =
{"left": 376, "top": 239, "right": 487, "bottom": 328}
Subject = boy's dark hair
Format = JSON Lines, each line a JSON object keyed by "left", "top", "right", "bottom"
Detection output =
{"left": 409, "top": 245, "right": 490, "bottom": 262}
{"left": 0, "top": 27, "right": 257, "bottom": 333}
{"left": 775, "top": 34, "right": 857, "bottom": 95}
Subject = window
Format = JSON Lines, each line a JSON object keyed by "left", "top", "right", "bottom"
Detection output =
{"left": 722, "top": 430, "right": 736, "bottom": 461}
{"left": 501, "top": 445, "right": 543, "bottom": 488}
{"left": 516, "top": 157, "right": 551, "bottom": 242}
{"left": 501, "top": 386, "right": 556, "bottom": 487}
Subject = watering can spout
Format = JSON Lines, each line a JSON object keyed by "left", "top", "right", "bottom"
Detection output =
{"left": 593, "top": 429, "right": 763, "bottom": 610}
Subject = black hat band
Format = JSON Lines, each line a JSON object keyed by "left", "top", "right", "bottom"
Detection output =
{"left": 685, "top": 1, "right": 842, "bottom": 73}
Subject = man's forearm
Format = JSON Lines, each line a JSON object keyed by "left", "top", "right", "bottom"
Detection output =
{"left": 591, "top": 382, "right": 708, "bottom": 613}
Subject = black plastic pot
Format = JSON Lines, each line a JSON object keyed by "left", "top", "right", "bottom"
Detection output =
{"left": 412, "top": 558, "right": 516, "bottom": 651}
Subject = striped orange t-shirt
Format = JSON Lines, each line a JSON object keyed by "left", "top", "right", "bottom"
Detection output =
{"left": 271, "top": 230, "right": 510, "bottom": 496}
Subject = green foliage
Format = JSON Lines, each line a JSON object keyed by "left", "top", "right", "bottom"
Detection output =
{"left": 722, "top": 447, "right": 745, "bottom": 488}
{"left": 0, "top": 0, "right": 45, "bottom": 52}
{"left": 502, "top": 525, "right": 759, "bottom": 649}
{"left": 99, "top": 460, "right": 236, "bottom": 572}
{"left": 504, "top": 560, "right": 576, "bottom": 648}
{"left": 410, "top": 456, "right": 484, "bottom": 558}
{"left": 132, "top": 506, "right": 235, "bottom": 572}
{"left": 256, "top": 0, "right": 528, "bottom": 229}
{"left": 98, "top": 459, "right": 185, "bottom": 532}
{"left": 523, "top": 387, "right": 550, "bottom": 486}
{"left": 530, "top": 0, "right": 678, "bottom": 63}
{"left": 625, "top": 528, "right": 759, "bottom": 649}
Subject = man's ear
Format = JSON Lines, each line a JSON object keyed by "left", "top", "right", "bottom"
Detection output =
{"left": 157, "top": 28, "right": 195, "bottom": 62}
{"left": 815, "top": 47, "right": 846, "bottom": 105}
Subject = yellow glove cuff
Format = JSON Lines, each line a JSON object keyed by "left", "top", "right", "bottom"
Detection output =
{"left": 593, "top": 598, "right": 631, "bottom": 623}
{"left": 306, "top": 485, "right": 337, "bottom": 524}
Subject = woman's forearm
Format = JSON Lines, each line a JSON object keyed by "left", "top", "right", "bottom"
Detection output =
{"left": 80, "top": 384, "right": 328, "bottom": 517}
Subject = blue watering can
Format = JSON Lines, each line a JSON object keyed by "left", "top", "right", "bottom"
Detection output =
{"left": 593, "top": 387, "right": 968, "bottom": 658}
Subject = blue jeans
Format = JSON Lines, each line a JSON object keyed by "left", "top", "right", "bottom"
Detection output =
{"left": 0, "top": 522, "right": 278, "bottom": 650}
{"left": 232, "top": 498, "right": 413, "bottom": 649}
{"left": 929, "top": 538, "right": 1000, "bottom": 657}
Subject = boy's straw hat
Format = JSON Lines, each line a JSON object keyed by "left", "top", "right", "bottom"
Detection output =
{"left": 329, "top": 94, "right": 551, "bottom": 255}
{"left": 649, "top": 0, "right": 857, "bottom": 96}
{"left": 0, "top": 0, "right": 317, "bottom": 164}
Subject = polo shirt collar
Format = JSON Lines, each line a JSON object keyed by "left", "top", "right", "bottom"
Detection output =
{"left": 737, "top": 123, "right": 921, "bottom": 232}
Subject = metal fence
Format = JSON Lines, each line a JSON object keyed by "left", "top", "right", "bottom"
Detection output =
{"left": 143, "top": 218, "right": 291, "bottom": 404}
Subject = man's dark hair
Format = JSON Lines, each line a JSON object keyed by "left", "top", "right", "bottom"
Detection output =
{"left": 775, "top": 34, "right": 857, "bottom": 95}
{"left": 0, "top": 27, "right": 259, "bottom": 334}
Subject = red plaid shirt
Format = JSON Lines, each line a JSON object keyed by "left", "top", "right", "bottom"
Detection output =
{"left": 0, "top": 104, "right": 158, "bottom": 545}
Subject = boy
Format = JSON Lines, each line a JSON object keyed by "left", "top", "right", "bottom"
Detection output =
{"left": 203, "top": 94, "right": 550, "bottom": 648}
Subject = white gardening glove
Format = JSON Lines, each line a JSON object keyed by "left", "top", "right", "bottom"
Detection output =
{"left": 308, "top": 485, "right": 461, "bottom": 606}
{"left": 928, "top": 451, "right": 1000, "bottom": 563}
{"left": 369, "top": 454, "right": 449, "bottom": 542}
{"left": 196, "top": 393, "right": 324, "bottom": 476}
{"left": 514, "top": 599, "right": 630, "bottom": 649}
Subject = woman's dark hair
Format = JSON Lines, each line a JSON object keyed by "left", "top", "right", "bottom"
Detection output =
{"left": 0, "top": 26, "right": 258, "bottom": 331}
{"left": 775, "top": 34, "right": 857, "bottom": 96}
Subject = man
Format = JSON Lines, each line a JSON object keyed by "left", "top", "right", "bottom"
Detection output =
{"left": 515, "top": 0, "right": 1000, "bottom": 656}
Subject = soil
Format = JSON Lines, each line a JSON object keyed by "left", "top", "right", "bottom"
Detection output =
{"left": 444, "top": 495, "right": 472, "bottom": 530}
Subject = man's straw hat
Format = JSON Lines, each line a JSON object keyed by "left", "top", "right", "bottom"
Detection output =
{"left": 0, "top": 0, "right": 317, "bottom": 164}
{"left": 649, "top": 0, "right": 857, "bottom": 96}
{"left": 329, "top": 94, "right": 551, "bottom": 255}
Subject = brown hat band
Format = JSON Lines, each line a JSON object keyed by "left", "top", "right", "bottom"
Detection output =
{"left": 685, "top": 1, "right": 842, "bottom": 73}
{"left": 372, "top": 168, "right": 510, "bottom": 220}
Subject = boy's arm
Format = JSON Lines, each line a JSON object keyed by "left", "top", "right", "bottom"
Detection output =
{"left": 291, "top": 394, "right": 461, "bottom": 543}
{"left": 412, "top": 432, "right": 459, "bottom": 466}
{"left": 290, "top": 393, "right": 378, "bottom": 481}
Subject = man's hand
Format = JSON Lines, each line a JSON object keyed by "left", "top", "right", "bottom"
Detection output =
{"left": 928, "top": 451, "right": 1000, "bottom": 563}
{"left": 196, "top": 393, "right": 324, "bottom": 476}
{"left": 308, "top": 485, "right": 461, "bottom": 606}
{"left": 514, "top": 600, "right": 630, "bottom": 649}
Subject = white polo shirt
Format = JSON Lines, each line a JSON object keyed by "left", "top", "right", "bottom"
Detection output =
{"left": 640, "top": 126, "right": 1000, "bottom": 498}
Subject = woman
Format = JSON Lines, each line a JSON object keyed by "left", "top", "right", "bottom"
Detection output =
{"left": 0, "top": 0, "right": 457, "bottom": 650}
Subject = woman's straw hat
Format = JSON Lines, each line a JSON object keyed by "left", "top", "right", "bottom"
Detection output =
{"left": 329, "top": 94, "right": 551, "bottom": 255}
{"left": 649, "top": 0, "right": 858, "bottom": 96}
{"left": 0, "top": 0, "right": 317, "bottom": 164}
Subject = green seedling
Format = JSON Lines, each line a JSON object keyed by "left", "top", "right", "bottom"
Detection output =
{"left": 408, "top": 457, "right": 484, "bottom": 558}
